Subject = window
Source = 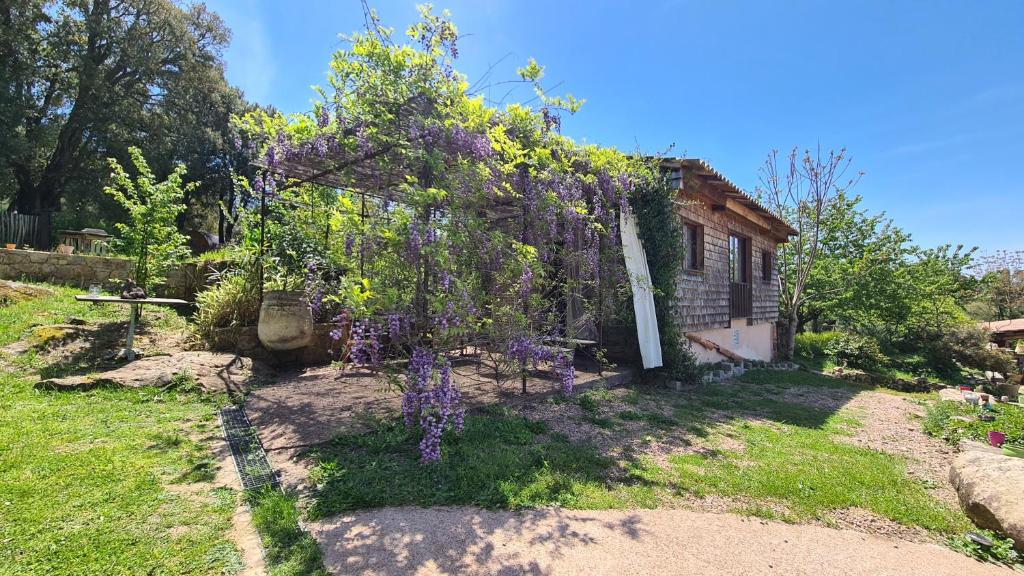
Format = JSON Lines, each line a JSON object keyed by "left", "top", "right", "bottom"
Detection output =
{"left": 761, "top": 249, "right": 774, "bottom": 282}
{"left": 729, "top": 234, "right": 750, "bottom": 283}
{"left": 682, "top": 221, "right": 704, "bottom": 271}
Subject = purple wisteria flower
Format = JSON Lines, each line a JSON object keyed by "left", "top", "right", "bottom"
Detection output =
{"left": 520, "top": 266, "right": 533, "bottom": 300}
{"left": 348, "top": 319, "right": 382, "bottom": 367}
{"left": 387, "top": 313, "right": 402, "bottom": 339}
{"left": 556, "top": 352, "right": 575, "bottom": 397}
{"left": 303, "top": 260, "right": 324, "bottom": 321}
{"left": 401, "top": 348, "right": 465, "bottom": 462}
{"left": 328, "top": 309, "right": 349, "bottom": 342}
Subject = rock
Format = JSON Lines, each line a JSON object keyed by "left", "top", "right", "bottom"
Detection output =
{"left": 1, "top": 324, "right": 87, "bottom": 355}
{"left": 950, "top": 450, "right": 1024, "bottom": 549}
{"left": 958, "top": 439, "right": 1002, "bottom": 455}
{"left": 0, "top": 279, "right": 55, "bottom": 304}
{"left": 938, "top": 388, "right": 963, "bottom": 402}
{"left": 36, "top": 352, "right": 259, "bottom": 394}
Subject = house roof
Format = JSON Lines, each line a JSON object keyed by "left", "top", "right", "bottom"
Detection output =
{"left": 980, "top": 318, "right": 1024, "bottom": 335}
{"left": 662, "top": 157, "right": 798, "bottom": 240}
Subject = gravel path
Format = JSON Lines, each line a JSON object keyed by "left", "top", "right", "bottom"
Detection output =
{"left": 840, "top": 391, "right": 959, "bottom": 506}
{"left": 308, "top": 506, "right": 1011, "bottom": 576}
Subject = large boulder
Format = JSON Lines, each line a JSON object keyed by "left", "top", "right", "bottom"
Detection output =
{"left": 950, "top": 450, "right": 1024, "bottom": 549}
{"left": 0, "top": 279, "right": 55, "bottom": 304}
{"left": 36, "top": 351, "right": 258, "bottom": 394}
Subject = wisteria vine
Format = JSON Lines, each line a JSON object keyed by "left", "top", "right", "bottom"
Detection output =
{"left": 238, "top": 7, "right": 654, "bottom": 463}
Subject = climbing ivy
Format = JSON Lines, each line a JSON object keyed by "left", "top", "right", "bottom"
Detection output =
{"left": 629, "top": 172, "right": 702, "bottom": 383}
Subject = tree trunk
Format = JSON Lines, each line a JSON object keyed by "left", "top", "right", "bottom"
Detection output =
{"left": 778, "top": 310, "right": 798, "bottom": 360}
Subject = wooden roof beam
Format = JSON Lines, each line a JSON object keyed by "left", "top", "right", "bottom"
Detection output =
{"left": 725, "top": 198, "right": 771, "bottom": 231}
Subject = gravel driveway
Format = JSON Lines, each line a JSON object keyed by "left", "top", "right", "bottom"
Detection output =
{"left": 308, "top": 506, "right": 1011, "bottom": 576}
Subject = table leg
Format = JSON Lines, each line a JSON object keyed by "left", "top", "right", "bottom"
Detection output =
{"left": 125, "top": 303, "right": 138, "bottom": 361}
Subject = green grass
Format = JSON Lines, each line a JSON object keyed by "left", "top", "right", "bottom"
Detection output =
{"left": 247, "top": 489, "right": 328, "bottom": 576}
{"left": 0, "top": 285, "right": 240, "bottom": 575}
{"left": 307, "top": 407, "right": 657, "bottom": 518}
{"left": 668, "top": 419, "right": 968, "bottom": 533}
{"left": 924, "top": 400, "right": 1024, "bottom": 446}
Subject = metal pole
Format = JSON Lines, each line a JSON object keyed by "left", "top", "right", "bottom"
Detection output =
{"left": 258, "top": 178, "right": 267, "bottom": 304}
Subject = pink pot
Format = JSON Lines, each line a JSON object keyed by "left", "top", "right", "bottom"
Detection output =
{"left": 989, "top": 431, "right": 1007, "bottom": 447}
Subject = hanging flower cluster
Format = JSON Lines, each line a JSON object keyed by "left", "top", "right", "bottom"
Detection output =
{"left": 507, "top": 336, "right": 575, "bottom": 396}
{"left": 401, "top": 348, "right": 465, "bottom": 462}
{"left": 348, "top": 319, "right": 382, "bottom": 367}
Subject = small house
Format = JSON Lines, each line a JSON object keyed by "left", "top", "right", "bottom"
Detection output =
{"left": 661, "top": 159, "right": 795, "bottom": 362}
{"left": 980, "top": 318, "right": 1024, "bottom": 349}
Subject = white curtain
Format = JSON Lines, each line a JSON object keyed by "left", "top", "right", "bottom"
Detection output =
{"left": 619, "top": 209, "right": 663, "bottom": 369}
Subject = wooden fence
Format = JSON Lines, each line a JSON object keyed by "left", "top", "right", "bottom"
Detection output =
{"left": 0, "top": 213, "right": 39, "bottom": 248}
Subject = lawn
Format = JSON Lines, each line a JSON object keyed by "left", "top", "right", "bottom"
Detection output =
{"left": 308, "top": 368, "right": 971, "bottom": 538}
{"left": 0, "top": 285, "right": 243, "bottom": 575}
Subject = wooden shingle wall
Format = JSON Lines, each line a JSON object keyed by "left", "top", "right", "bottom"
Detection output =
{"left": 671, "top": 178, "right": 780, "bottom": 333}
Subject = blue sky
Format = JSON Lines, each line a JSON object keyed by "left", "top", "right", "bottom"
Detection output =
{"left": 206, "top": 0, "right": 1024, "bottom": 253}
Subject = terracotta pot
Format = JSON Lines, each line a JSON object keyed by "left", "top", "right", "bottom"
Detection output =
{"left": 4, "top": 243, "right": 14, "bottom": 250}
{"left": 257, "top": 290, "right": 313, "bottom": 351}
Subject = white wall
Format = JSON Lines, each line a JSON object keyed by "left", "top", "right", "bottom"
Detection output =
{"left": 688, "top": 319, "right": 774, "bottom": 363}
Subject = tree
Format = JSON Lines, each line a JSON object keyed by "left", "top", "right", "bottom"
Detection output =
{"left": 103, "top": 147, "right": 191, "bottom": 291}
{"left": 0, "top": 0, "right": 231, "bottom": 247}
{"left": 973, "top": 250, "right": 1024, "bottom": 321}
{"left": 790, "top": 191, "right": 978, "bottom": 347}
{"left": 757, "top": 147, "right": 860, "bottom": 359}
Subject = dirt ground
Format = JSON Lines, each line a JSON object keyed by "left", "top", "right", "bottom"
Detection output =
{"left": 245, "top": 355, "right": 632, "bottom": 492}
{"left": 308, "top": 506, "right": 1012, "bottom": 576}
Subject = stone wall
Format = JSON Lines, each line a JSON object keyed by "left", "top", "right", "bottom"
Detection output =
{"left": 672, "top": 176, "right": 781, "bottom": 333}
{"left": 0, "top": 248, "right": 219, "bottom": 300}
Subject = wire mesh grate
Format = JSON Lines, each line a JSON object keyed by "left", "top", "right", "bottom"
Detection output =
{"left": 220, "top": 405, "right": 278, "bottom": 491}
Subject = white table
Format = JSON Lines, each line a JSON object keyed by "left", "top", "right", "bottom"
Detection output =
{"left": 75, "top": 295, "right": 190, "bottom": 360}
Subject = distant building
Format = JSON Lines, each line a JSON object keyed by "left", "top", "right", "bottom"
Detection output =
{"left": 979, "top": 318, "right": 1024, "bottom": 349}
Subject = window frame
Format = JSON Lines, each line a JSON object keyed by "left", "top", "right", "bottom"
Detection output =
{"left": 728, "top": 233, "right": 751, "bottom": 284}
{"left": 761, "top": 248, "right": 774, "bottom": 283}
{"left": 681, "top": 220, "right": 704, "bottom": 272}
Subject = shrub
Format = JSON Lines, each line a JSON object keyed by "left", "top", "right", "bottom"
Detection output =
{"left": 939, "top": 324, "right": 1015, "bottom": 375}
{"left": 193, "top": 271, "right": 260, "bottom": 342}
{"left": 103, "top": 147, "right": 191, "bottom": 291}
{"left": 903, "top": 323, "right": 1014, "bottom": 377}
{"left": 794, "top": 331, "right": 842, "bottom": 359}
{"left": 824, "top": 332, "right": 888, "bottom": 372}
